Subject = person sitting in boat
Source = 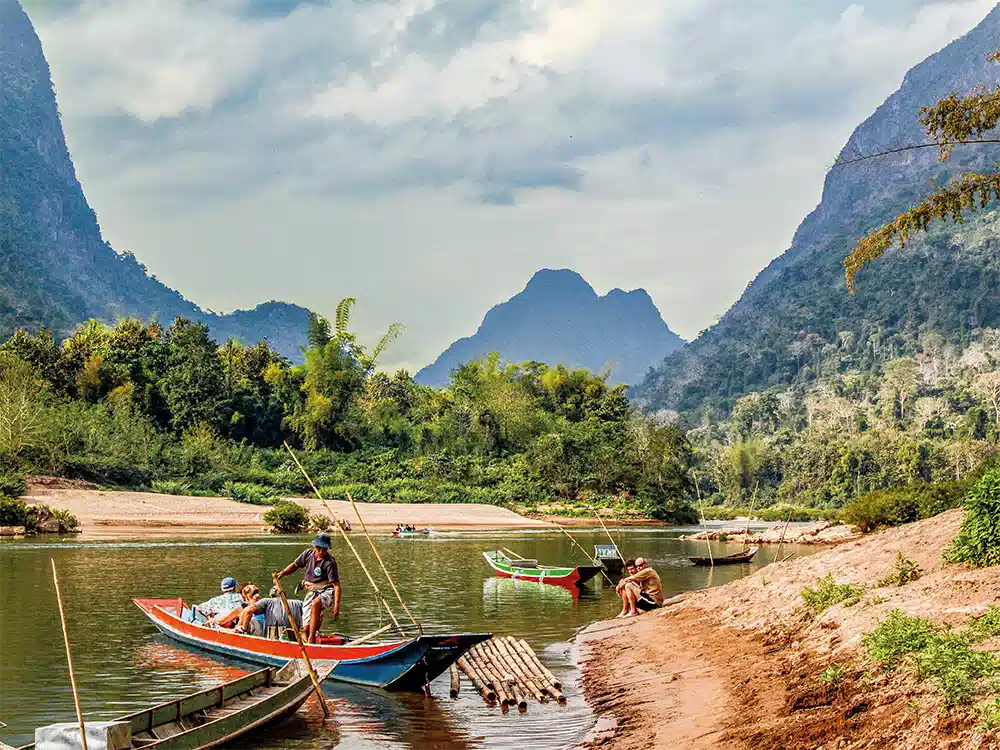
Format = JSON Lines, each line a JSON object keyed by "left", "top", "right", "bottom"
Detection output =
{"left": 273, "top": 532, "right": 340, "bottom": 643}
{"left": 207, "top": 583, "right": 260, "bottom": 629}
{"left": 614, "top": 559, "right": 638, "bottom": 617}
{"left": 616, "top": 557, "right": 663, "bottom": 617}
{"left": 237, "top": 586, "right": 304, "bottom": 638}
{"left": 191, "top": 577, "right": 244, "bottom": 623}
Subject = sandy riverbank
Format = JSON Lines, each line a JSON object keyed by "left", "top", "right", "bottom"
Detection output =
{"left": 579, "top": 509, "right": 1000, "bottom": 749}
{"left": 18, "top": 486, "right": 555, "bottom": 539}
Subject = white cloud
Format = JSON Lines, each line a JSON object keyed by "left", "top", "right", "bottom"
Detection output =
{"left": 23, "top": 0, "right": 1000, "bottom": 370}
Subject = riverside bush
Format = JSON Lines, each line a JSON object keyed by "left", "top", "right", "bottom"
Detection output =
{"left": 842, "top": 481, "right": 969, "bottom": 533}
{"left": 0, "top": 496, "right": 29, "bottom": 526}
{"left": 262, "top": 501, "right": 309, "bottom": 533}
{"left": 151, "top": 479, "right": 192, "bottom": 496}
{"left": 946, "top": 467, "right": 1000, "bottom": 568}
{"left": 801, "top": 574, "right": 863, "bottom": 614}
{"left": 0, "top": 474, "right": 26, "bottom": 497}
{"left": 863, "top": 610, "right": 940, "bottom": 668}
{"left": 222, "top": 481, "right": 279, "bottom": 506}
{"left": 914, "top": 632, "right": 999, "bottom": 706}
{"left": 877, "top": 552, "right": 922, "bottom": 587}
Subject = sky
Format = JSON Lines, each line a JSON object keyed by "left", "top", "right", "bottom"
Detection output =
{"left": 23, "top": 0, "right": 999, "bottom": 372}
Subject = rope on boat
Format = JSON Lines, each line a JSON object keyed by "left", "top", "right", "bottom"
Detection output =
{"left": 456, "top": 637, "right": 566, "bottom": 712}
{"left": 283, "top": 441, "right": 408, "bottom": 637}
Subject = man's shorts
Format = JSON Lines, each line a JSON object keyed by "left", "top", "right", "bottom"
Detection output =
{"left": 303, "top": 588, "right": 335, "bottom": 625}
{"left": 636, "top": 593, "right": 661, "bottom": 612}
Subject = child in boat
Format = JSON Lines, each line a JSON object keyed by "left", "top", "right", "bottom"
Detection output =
{"left": 616, "top": 557, "right": 663, "bottom": 617}
{"left": 237, "top": 586, "right": 305, "bottom": 638}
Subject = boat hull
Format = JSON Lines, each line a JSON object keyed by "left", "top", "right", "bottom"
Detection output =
{"left": 481, "top": 552, "right": 603, "bottom": 588}
{"left": 688, "top": 547, "right": 758, "bottom": 566}
{"left": 134, "top": 599, "right": 489, "bottom": 691}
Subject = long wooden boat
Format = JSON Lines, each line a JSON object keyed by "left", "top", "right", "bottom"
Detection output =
{"left": 593, "top": 544, "right": 624, "bottom": 574}
{"left": 392, "top": 528, "right": 431, "bottom": 537}
{"left": 481, "top": 550, "right": 603, "bottom": 588}
{"left": 133, "top": 599, "right": 489, "bottom": 691}
{"left": 16, "top": 660, "right": 333, "bottom": 750}
{"left": 688, "top": 546, "right": 759, "bottom": 567}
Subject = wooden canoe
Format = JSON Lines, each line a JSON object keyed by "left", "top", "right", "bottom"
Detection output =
{"left": 16, "top": 660, "right": 334, "bottom": 750}
{"left": 688, "top": 546, "right": 759, "bottom": 566}
{"left": 392, "top": 528, "right": 431, "bottom": 537}
{"left": 482, "top": 550, "right": 603, "bottom": 588}
{"left": 133, "top": 598, "right": 489, "bottom": 691}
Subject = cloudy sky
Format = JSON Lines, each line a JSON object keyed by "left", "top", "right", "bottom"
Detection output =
{"left": 23, "top": 0, "right": 998, "bottom": 371}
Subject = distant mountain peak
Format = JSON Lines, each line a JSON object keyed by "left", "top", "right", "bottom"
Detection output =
{"left": 416, "top": 269, "right": 685, "bottom": 387}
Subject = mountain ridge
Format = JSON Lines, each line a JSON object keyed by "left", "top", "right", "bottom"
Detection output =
{"left": 0, "top": 0, "right": 311, "bottom": 360}
{"left": 632, "top": 6, "right": 1000, "bottom": 414}
{"left": 416, "top": 268, "right": 685, "bottom": 386}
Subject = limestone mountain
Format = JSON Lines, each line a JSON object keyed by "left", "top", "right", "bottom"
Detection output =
{"left": 416, "top": 268, "right": 685, "bottom": 387}
{"left": 632, "top": 6, "right": 1000, "bottom": 414}
{"left": 0, "top": 0, "right": 310, "bottom": 360}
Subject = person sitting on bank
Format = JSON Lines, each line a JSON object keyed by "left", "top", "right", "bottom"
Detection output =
{"left": 191, "top": 577, "right": 243, "bottom": 623}
{"left": 615, "top": 559, "right": 638, "bottom": 618}
{"left": 207, "top": 583, "right": 260, "bottom": 629}
{"left": 616, "top": 557, "right": 663, "bottom": 617}
{"left": 237, "top": 586, "right": 304, "bottom": 639}
{"left": 273, "top": 532, "right": 340, "bottom": 643}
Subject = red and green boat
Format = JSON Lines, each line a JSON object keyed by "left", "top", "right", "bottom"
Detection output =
{"left": 481, "top": 550, "right": 603, "bottom": 589}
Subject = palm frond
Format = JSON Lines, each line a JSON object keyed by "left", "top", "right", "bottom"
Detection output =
{"left": 370, "top": 323, "right": 405, "bottom": 365}
{"left": 334, "top": 298, "right": 357, "bottom": 337}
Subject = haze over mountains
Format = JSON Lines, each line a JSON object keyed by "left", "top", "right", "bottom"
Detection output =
{"left": 632, "top": 5, "right": 1000, "bottom": 414}
{"left": 415, "top": 269, "right": 685, "bottom": 387}
{"left": 0, "top": 0, "right": 311, "bottom": 360}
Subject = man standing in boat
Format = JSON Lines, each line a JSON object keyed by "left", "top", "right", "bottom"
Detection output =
{"left": 274, "top": 532, "right": 340, "bottom": 643}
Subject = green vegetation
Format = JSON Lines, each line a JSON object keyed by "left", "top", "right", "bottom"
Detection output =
{"left": 945, "top": 467, "right": 1000, "bottom": 568}
{"left": 263, "top": 501, "right": 310, "bottom": 533}
{"left": 0, "top": 313, "right": 697, "bottom": 521}
{"left": 863, "top": 608, "right": 1000, "bottom": 708}
{"left": 800, "top": 574, "right": 863, "bottom": 614}
{"left": 0, "top": 496, "right": 29, "bottom": 526}
{"left": 818, "top": 662, "right": 846, "bottom": 685}
{"left": 977, "top": 698, "right": 1000, "bottom": 732}
{"left": 876, "top": 553, "right": 922, "bottom": 587}
{"left": 841, "top": 481, "right": 969, "bottom": 533}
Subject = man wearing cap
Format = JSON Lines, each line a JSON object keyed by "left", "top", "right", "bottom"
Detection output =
{"left": 191, "top": 577, "right": 244, "bottom": 624}
{"left": 274, "top": 532, "right": 340, "bottom": 643}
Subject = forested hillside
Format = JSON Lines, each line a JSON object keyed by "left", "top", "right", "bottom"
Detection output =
{"left": 633, "top": 6, "right": 1000, "bottom": 416}
{"left": 0, "top": 0, "right": 310, "bottom": 359}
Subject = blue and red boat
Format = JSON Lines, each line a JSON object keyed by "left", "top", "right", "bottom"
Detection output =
{"left": 133, "top": 598, "right": 489, "bottom": 691}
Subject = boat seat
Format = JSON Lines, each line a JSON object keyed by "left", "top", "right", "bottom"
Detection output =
{"left": 511, "top": 560, "right": 537, "bottom": 568}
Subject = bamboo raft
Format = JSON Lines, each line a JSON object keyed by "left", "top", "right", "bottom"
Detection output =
{"left": 455, "top": 636, "right": 566, "bottom": 712}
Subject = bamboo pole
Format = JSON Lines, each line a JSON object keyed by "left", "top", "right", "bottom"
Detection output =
{"left": 742, "top": 481, "right": 760, "bottom": 551}
{"left": 271, "top": 574, "right": 330, "bottom": 718}
{"left": 517, "top": 638, "right": 563, "bottom": 690}
{"left": 51, "top": 559, "right": 88, "bottom": 750}
{"left": 693, "top": 472, "right": 714, "bottom": 567}
{"left": 283, "top": 442, "right": 406, "bottom": 636}
{"left": 501, "top": 546, "right": 525, "bottom": 560}
{"left": 507, "top": 679, "right": 528, "bottom": 711}
{"left": 490, "top": 639, "right": 541, "bottom": 702}
{"left": 457, "top": 656, "right": 495, "bottom": 702}
{"left": 608, "top": 505, "right": 627, "bottom": 561}
{"left": 494, "top": 639, "right": 546, "bottom": 702}
{"left": 469, "top": 648, "right": 510, "bottom": 707}
{"left": 550, "top": 519, "right": 616, "bottom": 586}
{"left": 345, "top": 490, "right": 420, "bottom": 635}
{"left": 506, "top": 637, "right": 553, "bottom": 691}
{"left": 449, "top": 664, "right": 461, "bottom": 698}
{"left": 594, "top": 509, "right": 623, "bottom": 565}
{"left": 773, "top": 510, "right": 794, "bottom": 563}
{"left": 348, "top": 623, "right": 394, "bottom": 646}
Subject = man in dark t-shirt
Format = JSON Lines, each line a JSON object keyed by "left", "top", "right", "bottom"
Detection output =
{"left": 274, "top": 532, "right": 340, "bottom": 643}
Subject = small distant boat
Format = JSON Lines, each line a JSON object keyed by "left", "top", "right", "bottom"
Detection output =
{"left": 593, "top": 544, "right": 624, "bottom": 574}
{"left": 16, "top": 660, "right": 333, "bottom": 750}
{"left": 393, "top": 527, "right": 431, "bottom": 537}
{"left": 688, "top": 546, "right": 759, "bottom": 567}
{"left": 482, "top": 550, "right": 603, "bottom": 588}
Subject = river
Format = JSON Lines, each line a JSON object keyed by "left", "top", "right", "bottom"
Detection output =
{"left": 0, "top": 527, "right": 816, "bottom": 748}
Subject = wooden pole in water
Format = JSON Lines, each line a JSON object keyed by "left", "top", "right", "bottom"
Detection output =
{"left": 283, "top": 442, "right": 407, "bottom": 636}
{"left": 549, "top": 519, "right": 616, "bottom": 586}
{"left": 457, "top": 656, "right": 495, "bottom": 702}
{"left": 742, "top": 481, "right": 760, "bottom": 552}
{"left": 494, "top": 639, "right": 546, "bottom": 702}
{"left": 449, "top": 664, "right": 461, "bottom": 698}
{"left": 469, "top": 648, "right": 510, "bottom": 707}
{"left": 773, "top": 510, "right": 794, "bottom": 563}
{"left": 693, "top": 471, "right": 714, "bottom": 567}
{"left": 271, "top": 574, "right": 331, "bottom": 718}
{"left": 515, "top": 638, "right": 563, "bottom": 691}
{"left": 345, "top": 490, "right": 420, "bottom": 635}
{"left": 51, "top": 559, "right": 88, "bottom": 750}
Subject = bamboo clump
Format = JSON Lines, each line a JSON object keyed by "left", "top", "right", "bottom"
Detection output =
{"left": 455, "top": 636, "right": 566, "bottom": 711}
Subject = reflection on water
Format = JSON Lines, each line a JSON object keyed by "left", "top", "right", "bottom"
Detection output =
{"left": 0, "top": 528, "right": 815, "bottom": 748}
